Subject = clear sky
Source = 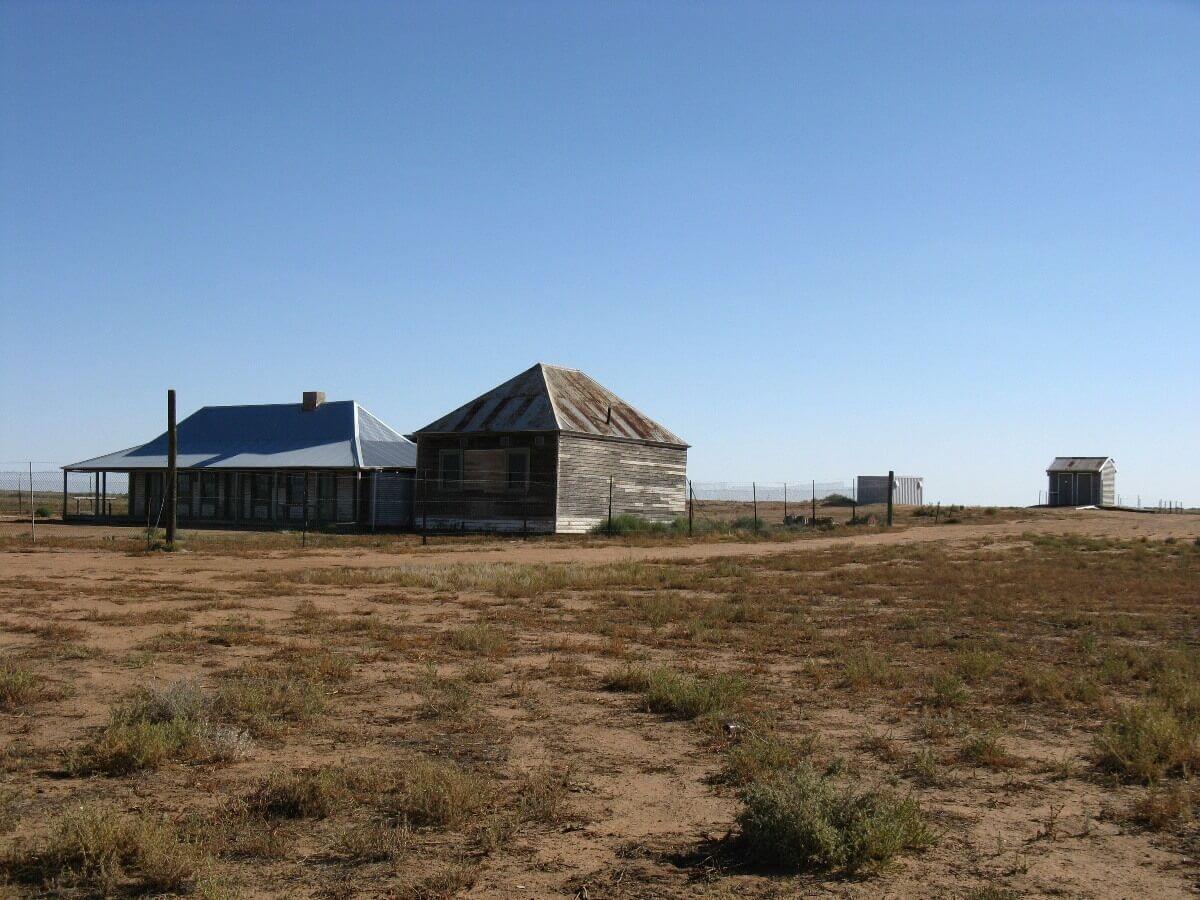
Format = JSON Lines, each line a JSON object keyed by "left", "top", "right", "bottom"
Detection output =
{"left": 2, "top": 1, "right": 1197, "bottom": 505}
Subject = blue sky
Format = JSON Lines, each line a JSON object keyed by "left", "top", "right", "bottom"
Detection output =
{"left": 2, "top": 1, "right": 1197, "bottom": 505}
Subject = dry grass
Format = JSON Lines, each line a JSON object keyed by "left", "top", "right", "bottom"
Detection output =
{"left": 2, "top": 513, "right": 1198, "bottom": 896}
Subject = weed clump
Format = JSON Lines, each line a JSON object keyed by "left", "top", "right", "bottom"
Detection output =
{"left": 0, "top": 803, "right": 209, "bottom": 895}
{"left": 70, "top": 680, "right": 253, "bottom": 776}
{"left": 1096, "top": 701, "right": 1198, "bottom": 783}
{"left": 0, "top": 659, "right": 64, "bottom": 711}
{"left": 603, "top": 665, "right": 746, "bottom": 722}
{"left": 736, "top": 764, "right": 933, "bottom": 873}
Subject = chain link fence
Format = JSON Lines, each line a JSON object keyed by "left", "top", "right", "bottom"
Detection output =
{"left": 0, "top": 469, "right": 129, "bottom": 518}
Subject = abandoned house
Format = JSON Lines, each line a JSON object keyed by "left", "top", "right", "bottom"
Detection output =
{"left": 1046, "top": 457, "right": 1116, "bottom": 507}
{"left": 409, "top": 363, "right": 689, "bottom": 533}
{"left": 63, "top": 392, "right": 416, "bottom": 528}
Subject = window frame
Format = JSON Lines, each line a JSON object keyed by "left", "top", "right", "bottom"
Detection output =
{"left": 438, "top": 449, "right": 463, "bottom": 491}
{"left": 505, "top": 448, "right": 530, "bottom": 492}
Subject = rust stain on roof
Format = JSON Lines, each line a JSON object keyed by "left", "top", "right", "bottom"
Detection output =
{"left": 413, "top": 363, "right": 687, "bottom": 446}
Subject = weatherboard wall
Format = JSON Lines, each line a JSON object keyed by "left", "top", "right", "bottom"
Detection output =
{"left": 555, "top": 434, "right": 687, "bottom": 533}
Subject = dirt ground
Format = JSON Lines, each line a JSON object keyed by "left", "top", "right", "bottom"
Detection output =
{"left": 1, "top": 508, "right": 1198, "bottom": 898}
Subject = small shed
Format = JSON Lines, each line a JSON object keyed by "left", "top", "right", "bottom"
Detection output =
{"left": 1046, "top": 457, "right": 1115, "bottom": 507}
{"left": 856, "top": 475, "right": 924, "bottom": 506}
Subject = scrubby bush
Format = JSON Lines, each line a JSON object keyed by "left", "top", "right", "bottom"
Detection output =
{"left": 604, "top": 664, "right": 745, "bottom": 722}
{"left": 70, "top": 680, "right": 252, "bottom": 775}
{"left": 1096, "top": 701, "right": 1199, "bottom": 783}
{"left": 0, "top": 803, "right": 208, "bottom": 895}
{"left": 736, "top": 764, "right": 933, "bottom": 873}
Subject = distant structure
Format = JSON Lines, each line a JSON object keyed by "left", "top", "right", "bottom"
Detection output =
{"left": 1046, "top": 457, "right": 1115, "bottom": 507}
{"left": 64, "top": 393, "right": 416, "bottom": 528}
{"left": 856, "top": 474, "right": 923, "bottom": 506}
{"left": 410, "top": 363, "right": 688, "bottom": 533}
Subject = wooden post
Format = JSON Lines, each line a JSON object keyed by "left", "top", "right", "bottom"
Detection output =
{"left": 101, "top": 471, "right": 107, "bottom": 517}
{"left": 166, "top": 389, "right": 178, "bottom": 545}
{"left": 687, "top": 479, "right": 693, "bottom": 537}
{"left": 811, "top": 479, "right": 816, "bottom": 523}
{"left": 752, "top": 481, "right": 758, "bottom": 531}
{"left": 886, "top": 470, "right": 895, "bottom": 528}
{"left": 29, "top": 462, "right": 35, "bottom": 543}
{"left": 302, "top": 473, "right": 309, "bottom": 549}
{"left": 783, "top": 482, "right": 788, "bottom": 522}
{"left": 934, "top": 501, "right": 941, "bottom": 524}
{"left": 62, "top": 469, "right": 68, "bottom": 521}
{"left": 607, "top": 476, "right": 613, "bottom": 534}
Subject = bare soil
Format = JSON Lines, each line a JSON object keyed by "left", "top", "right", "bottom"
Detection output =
{"left": 1, "top": 508, "right": 1197, "bottom": 898}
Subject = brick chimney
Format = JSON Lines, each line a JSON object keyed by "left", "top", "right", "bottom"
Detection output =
{"left": 302, "top": 391, "right": 326, "bottom": 411}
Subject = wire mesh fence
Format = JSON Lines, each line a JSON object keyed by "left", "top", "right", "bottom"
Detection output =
{"left": 1, "top": 464, "right": 1192, "bottom": 535}
{"left": 0, "top": 469, "right": 129, "bottom": 518}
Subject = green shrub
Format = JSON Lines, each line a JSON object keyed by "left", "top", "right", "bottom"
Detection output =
{"left": 603, "top": 665, "right": 746, "bottom": 722}
{"left": 1096, "top": 702, "right": 1199, "bottom": 783}
{"left": 736, "top": 764, "right": 933, "bottom": 873}
{"left": 724, "top": 731, "right": 814, "bottom": 785}
{"left": 246, "top": 767, "right": 348, "bottom": 819}
{"left": 70, "top": 681, "right": 252, "bottom": 776}
{"left": 0, "top": 803, "right": 207, "bottom": 895}
{"left": 589, "top": 514, "right": 687, "bottom": 536}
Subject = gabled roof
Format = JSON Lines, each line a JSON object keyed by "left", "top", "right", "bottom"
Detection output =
{"left": 66, "top": 400, "right": 415, "bottom": 471}
{"left": 1046, "top": 457, "right": 1115, "bottom": 473}
{"left": 412, "top": 363, "right": 688, "bottom": 447}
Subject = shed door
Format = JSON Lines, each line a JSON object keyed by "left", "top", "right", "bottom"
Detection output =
{"left": 1075, "top": 473, "right": 1092, "bottom": 506}
{"left": 1056, "top": 474, "right": 1073, "bottom": 505}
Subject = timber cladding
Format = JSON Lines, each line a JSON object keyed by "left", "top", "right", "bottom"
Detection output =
{"left": 414, "top": 432, "right": 559, "bottom": 531}
{"left": 555, "top": 434, "right": 687, "bottom": 533}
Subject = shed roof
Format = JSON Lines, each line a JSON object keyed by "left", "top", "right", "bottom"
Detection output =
{"left": 1046, "top": 457, "right": 1115, "bottom": 473}
{"left": 66, "top": 400, "right": 415, "bottom": 471}
{"left": 412, "top": 364, "right": 688, "bottom": 447}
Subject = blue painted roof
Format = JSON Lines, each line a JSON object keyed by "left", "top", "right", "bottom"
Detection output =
{"left": 66, "top": 400, "right": 415, "bottom": 470}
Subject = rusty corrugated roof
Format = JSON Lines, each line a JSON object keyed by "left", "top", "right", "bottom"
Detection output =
{"left": 413, "top": 363, "right": 688, "bottom": 447}
{"left": 1046, "top": 457, "right": 1114, "bottom": 473}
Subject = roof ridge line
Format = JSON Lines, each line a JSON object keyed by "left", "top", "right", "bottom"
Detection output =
{"left": 537, "top": 363, "right": 565, "bottom": 430}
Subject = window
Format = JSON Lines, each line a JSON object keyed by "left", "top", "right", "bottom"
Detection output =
{"left": 506, "top": 449, "right": 530, "bottom": 491}
{"left": 439, "top": 449, "right": 463, "bottom": 490}
{"left": 200, "top": 472, "right": 219, "bottom": 502}
{"left": 252, "top": 474, "right": 272, "bottom": 501}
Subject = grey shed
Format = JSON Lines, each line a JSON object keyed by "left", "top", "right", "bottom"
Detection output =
{"left": 1046, "top": 457, "right": 1115, "bottom": 507}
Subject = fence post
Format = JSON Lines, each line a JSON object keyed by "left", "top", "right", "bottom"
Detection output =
{"left": 783, "top": 482, "right": 788, "bottom": 522}
{"left": 886, "top": 470, "right": 895, "bottom": 527}
{"left": 421, "top": 473, "right": 428, "bottom": 545}
{"left": 688, "top": 479, "right": 693, "bottom": 537}
{"left": 302, "top": 474, "right": 309, "bottom": 549}
{"left": 62, "top": 469, "right": 67, "bottom": 521}
{"left": 811, "top": 479, "right": 816, "bottom": 523}
{"left": 29, "top": 461, "right": 35, "bottom": 543}
{"left": 934, "top": 501, "right": 941, "bottom": 524}
{"left": 166, "top": 389, "right": 177, "bottom": 545}
{"left": 523, "top": 492, "right": 528, "bottom": 540}
{"left": 752, "top": 481, "right": 758, "bottom": 531}
{"left": 607, "top": 476, "right": 613, "bottom": 535}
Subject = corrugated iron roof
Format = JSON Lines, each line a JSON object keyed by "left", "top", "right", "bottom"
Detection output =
{"left": 1046, "top": 457, "right": 1114, "bottom": 473}
{"left": 413, "top": 363, "right": 688, "bottom": 447}
{"left": 66, "top": 400, "right": 415, "bottom": 470}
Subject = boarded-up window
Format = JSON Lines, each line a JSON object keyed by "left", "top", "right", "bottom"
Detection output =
{"left": 439, "top": 450, "right": 463, "bottom": 490}
{"left": 506, "top": 449, "right": 530, "bottom": 491}
{"left": 464, "top": 449, "right": 504, "bottom": 492}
